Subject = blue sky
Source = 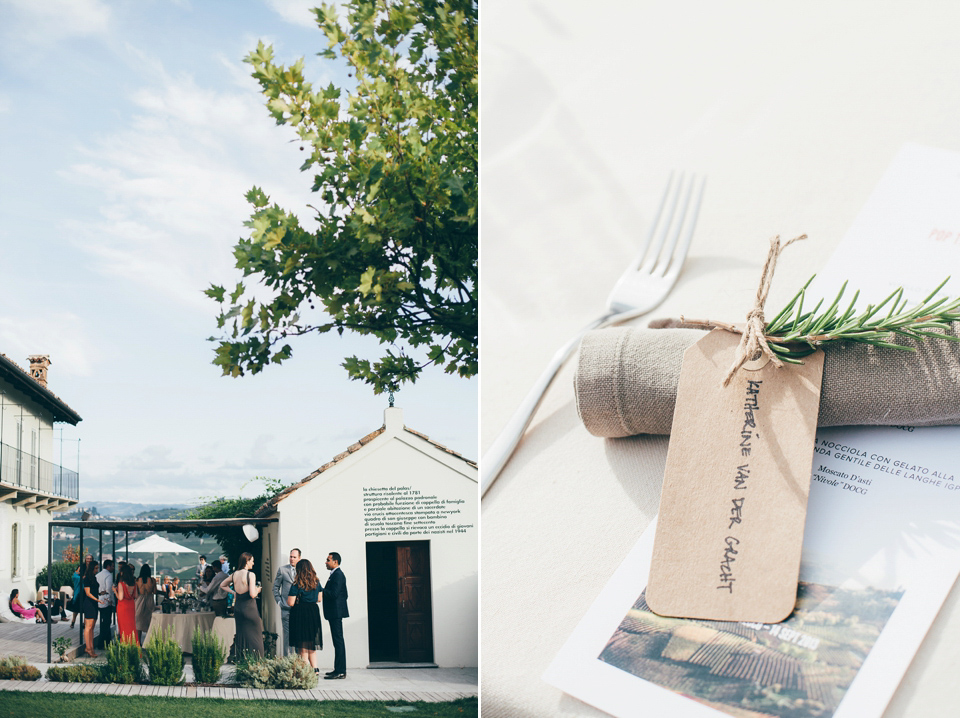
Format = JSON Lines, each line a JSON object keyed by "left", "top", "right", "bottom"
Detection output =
{"left": 0, "top": 0, "right": 477, "bottom": 504}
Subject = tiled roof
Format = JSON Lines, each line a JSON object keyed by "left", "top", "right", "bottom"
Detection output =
{"left": 253, "top": 427, "right": 385, "bottom": 516}
{"left": 254, "top": 423, "right": 476, "bottom": 516}
{"left": 402, "top": 427, "right": 477, "bottom": 468}
{"left": 0, "top": 353, "right": 82, "bottom": 425}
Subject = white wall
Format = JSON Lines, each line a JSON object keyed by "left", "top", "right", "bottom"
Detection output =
{"left": 269, "top": 408, "right": 478, "bottom": 668}
{"left": 0, "top": 376, "right": 55, "bottom": 465}
{"left": 0, "top": 502, "right": 52, "bottom": 606}
{"left": 1, "top": 374, "right": 58, "bottom": 607}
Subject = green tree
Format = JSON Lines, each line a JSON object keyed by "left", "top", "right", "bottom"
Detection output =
{"left": 207, "top": 0, "right": 477, "bottom": 393}
{"left": 183, "top": 477, "right": 289, "bottom": 568}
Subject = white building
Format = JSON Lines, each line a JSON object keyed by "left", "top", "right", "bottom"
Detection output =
{"left": 256, "top": 406, "right": 477, "bottom": 668}
{"left": 0, "top": 354, "right": 81, "bottom": 604}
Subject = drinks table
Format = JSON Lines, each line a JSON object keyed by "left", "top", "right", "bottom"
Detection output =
{"left": 144, "top": 611, "right": 235, "bottom": 654}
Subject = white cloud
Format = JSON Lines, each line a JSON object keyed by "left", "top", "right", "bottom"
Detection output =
{"left": 264, "top": 0, "right": 352, "bottom": 28}
{"left": 0, "top": 0, "right": 110, "bottom": 40}
{"left": 118, "top": 445, "right": 184, "bottom": 471}
{"left": 83, "top": 450, "right": 310, "bottom": 504}
{"left": 264, "top": 0, "right": 319, "bottom": 28}
{"left": 0, "top": 313, "right": 95, "bottom": 377}
{"left": 60, "top": 63, "right": 319, "bottom": 310}
{"left": 218, "top": 434, "right": 312, "bottom": 472}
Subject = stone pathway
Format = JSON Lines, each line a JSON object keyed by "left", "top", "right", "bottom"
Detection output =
{"left": 0, "top": 621, "right": 477, "bottom": 701}
{"left": 0, "top": 679, "right": 476, "bottom": 701}
{"left": 0, "top": 661, "right": 476, "bottom": 702}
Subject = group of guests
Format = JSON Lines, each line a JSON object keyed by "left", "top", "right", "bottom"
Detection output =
{"left": 67, "top": 552, "right": 261, "bottom": 660}
{"left": 32, "top": 548, "right": 348, "bottom": 678}
{"left": 272, "top": 548, "right": 349, "bottom": 679}
{"left": 190, "top": 548, "right": 347, "bottom": 678}
{"left": 196, "top": 555, "right": 234, "bottom": 615}
{"left": 66, "top": 556, "right": 149, "bottom": 657}
{"left": 63, "top": 554, "right": 195, "bottom": 657}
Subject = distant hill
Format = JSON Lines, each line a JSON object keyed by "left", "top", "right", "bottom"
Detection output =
{"left": 136, "top": 506, "right": 193, "bottom": 519}
{"left": 63, "top": 502, "right": 198, "bottom": 519}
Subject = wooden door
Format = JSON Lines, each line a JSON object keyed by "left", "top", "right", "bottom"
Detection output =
{"left": 397, "top": 541, "right": 433, "bottom": 662}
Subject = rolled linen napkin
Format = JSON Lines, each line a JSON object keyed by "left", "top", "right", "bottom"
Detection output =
{"left": 575, "top": 324, "right": 960, "bottom": 437}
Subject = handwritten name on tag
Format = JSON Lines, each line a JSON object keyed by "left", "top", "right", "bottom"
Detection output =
{"left": 646, "top": 330, "right": 824, "bottom": 623}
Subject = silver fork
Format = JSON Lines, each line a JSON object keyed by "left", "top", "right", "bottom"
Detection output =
{"left": 481, "top": 173, "right": 706, "bottom": 497}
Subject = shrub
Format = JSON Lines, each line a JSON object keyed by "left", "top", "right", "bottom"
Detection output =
{"left": 35, "top": 560, "right": 77, "bottom": 592}
{"left": 46, "top": 664, "right": 104, "bottom": 683}
{"left": 0, "top": 657, "right": 41, "bottom": 681}
{"left": 234, "top": 653, "right": 317, "bottom": 689}
{"left": 143, "top": 626, "right": 184, "bottom": 686}
{"left": 263, "top": 630, "right": 278, "bottom": 658}
{"left": 191, "top": 629, "right": 226, "bottom": 684}
{"left": 233, "top": 652, "right": 270, "bottom": 688}
{"left": 104, "top": 635, "right": 143, "bottom": 684}
{"left": 0, "top": 664, "right": 41, "bottom": 681}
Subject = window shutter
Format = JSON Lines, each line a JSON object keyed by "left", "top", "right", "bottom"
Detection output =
{"left": 11, "top": 523, "right": 19, "bottom": 578}
{"left": 28, "top": 524, "right": 35, "bottom": 576}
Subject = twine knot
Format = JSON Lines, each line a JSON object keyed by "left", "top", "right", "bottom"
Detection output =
{"left": 722, "top": 234, "right": 806, "bottom": 386}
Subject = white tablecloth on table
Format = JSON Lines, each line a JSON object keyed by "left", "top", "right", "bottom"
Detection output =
{"left": 144, "top": 611, "right": 230, "bottom": 654}
{"left": 481, "top": 2, "right": 960, "bottom": 716}
{"left": 210, "top": 616, "right": 236, "bottom": 656}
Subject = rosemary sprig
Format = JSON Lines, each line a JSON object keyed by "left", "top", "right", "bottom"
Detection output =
{"left": 764, "top": 276, "right": 960, "bottom": 364}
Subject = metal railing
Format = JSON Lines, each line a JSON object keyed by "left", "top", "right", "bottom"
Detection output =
{"left": 0, "top": 441, "right": 79, "bottom": 501}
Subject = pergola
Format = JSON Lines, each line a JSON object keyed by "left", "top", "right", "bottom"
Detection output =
{"left": 45, "top": 517, "right": 278, "bottom": 663}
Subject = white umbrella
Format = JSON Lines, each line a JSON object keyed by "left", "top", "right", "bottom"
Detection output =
{"left": 125, "top": 533, "right": 197, "bottom": 576}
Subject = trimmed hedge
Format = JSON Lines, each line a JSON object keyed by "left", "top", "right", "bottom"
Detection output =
{"left": 234, "top": 653, "right": 317, "bottom": 689}
{"left": 35, "top": 560, "right": 79, "bottom": 592}
{"left": 0, "top": 656, "right": 41, "bottom": 681}
{"left": 46, "top": 664, "right": 105, "bottom": 683}
{"left": 105, "top": 636, "right": 144, "bottom": 684}
{"left": 191, "top": 629, "right": 227, "bottom": 684}
{"left": 143, "top": 626, "right": 184, "bottom": 686}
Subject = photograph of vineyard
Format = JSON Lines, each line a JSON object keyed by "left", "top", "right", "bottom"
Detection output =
{"left": 599, "top": 582, "right": 901, "bottom": 718}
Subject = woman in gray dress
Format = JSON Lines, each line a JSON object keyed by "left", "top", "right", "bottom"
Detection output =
{"left": 135, "top": 564, "right": 158, "bottom": 645}
{"left": 228, "top": 552, "right": 264, "bottom": 658}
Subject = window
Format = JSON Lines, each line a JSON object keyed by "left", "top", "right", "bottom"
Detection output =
{"left": 10, "top": 523, "right": 19, "bottom": 579}
{"left": 28, "top": 524, "right": 35, "bottom": 576}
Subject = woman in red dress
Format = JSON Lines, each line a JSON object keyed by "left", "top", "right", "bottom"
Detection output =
{"left": 113, "top": 562, "right": 140, "bottom": 645}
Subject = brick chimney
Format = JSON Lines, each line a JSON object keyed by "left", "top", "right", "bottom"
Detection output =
{"left": 27, "top": 355, "right": 51, "bottom": 388}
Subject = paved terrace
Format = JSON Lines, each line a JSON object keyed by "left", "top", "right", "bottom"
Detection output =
{"left": 0, "top": 618, "right": 80, "bottom": 662}
{"left": 0, "top": 622, "right": 476, "bottom": 702}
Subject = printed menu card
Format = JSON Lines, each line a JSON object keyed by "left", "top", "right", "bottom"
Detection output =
{"left": 545, "top": 143, "right": 960, "bottom": 718}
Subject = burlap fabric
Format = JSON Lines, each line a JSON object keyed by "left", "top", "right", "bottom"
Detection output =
{"left": 575, "top": 324, "right": 960, "bottom": 437}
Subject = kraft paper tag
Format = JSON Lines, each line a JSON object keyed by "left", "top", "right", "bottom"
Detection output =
{"left": 646, "top": 329, "right": 825, "bottom": 623}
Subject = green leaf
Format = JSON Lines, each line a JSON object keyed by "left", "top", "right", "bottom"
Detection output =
{"left": 229, "top": 282, "right": 245, "bottom": 304}
{"left": 209, "top": 0, "right": 478, "bottom": 391}
{"left": 765, "top": 275, "right": 959, "bottom": 358}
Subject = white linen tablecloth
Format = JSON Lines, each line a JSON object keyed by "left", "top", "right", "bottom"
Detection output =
{"left": 480, "top": 2, "right": 960, "bottom": 716}
{"left": 144, "top": 611, "right": 219, "bottom": 654}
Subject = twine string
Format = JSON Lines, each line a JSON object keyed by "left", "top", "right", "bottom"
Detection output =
{"left": 721, "top": 234, "right": 806, "bottom": 386}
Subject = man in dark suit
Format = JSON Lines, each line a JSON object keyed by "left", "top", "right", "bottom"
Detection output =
{"left": 322, "top": 552, "right": 349, "bottom": 679}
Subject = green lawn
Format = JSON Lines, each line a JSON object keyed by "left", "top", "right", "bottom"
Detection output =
{"left": 0, "top": 692, "right": 477, "bottom": 717}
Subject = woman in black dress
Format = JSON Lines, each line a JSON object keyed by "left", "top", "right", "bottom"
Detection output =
{"left": 286, "top": 558, "right": 323, "bottom": 672}
{"left": 228, "top": 552, "right": 264, "bottom": 658}
{"left": 82, "top": 560, "right": 101, "bottom": 657}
